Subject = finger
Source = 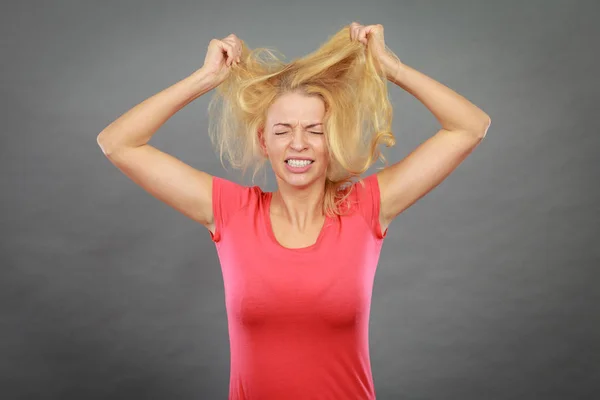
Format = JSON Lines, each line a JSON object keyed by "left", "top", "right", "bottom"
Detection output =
{"left": 224, "top": 33, "right": 238, "bottom": 43}
{"left": 221, "top": 42, "right": 235, "bottom": 66}
{"left": 352, "top": 25, "right": 360, "bottom": 41}
{"left": 222, "top": 36, "right": 238, "bottom": 45}
{"left": 355, "top": 24, "right": 364, "bottom": 41}
{"left": 374, "top": 24, "right": 384, "bottom": 40}
{"left": 228, "top": 45, "right": 240, "bottom": 65}
{"left": 358, "top": 28, "right": 368, "bottom": 45}
{"left": 349, "top": 22, "right": 361, "bottom": 40}
{"left": 228, "top": 45, "right": 239, "bottom": 66}
{"left": 223, "top": 39, "right": 242, "bottom": 61}
{"left": 222, "top": 39, "right": 238, "bottom": 54}
{"left": 222, "top": 36, "right": 239, "bottom": 46}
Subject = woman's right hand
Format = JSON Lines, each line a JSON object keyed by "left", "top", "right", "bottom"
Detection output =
{"left": 202, "top": 34, "right": 243, "bottom": 86}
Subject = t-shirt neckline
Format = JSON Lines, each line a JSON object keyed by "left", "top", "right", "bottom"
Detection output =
{"left": 265, "top": 192, "right": 330, "bottom": 253}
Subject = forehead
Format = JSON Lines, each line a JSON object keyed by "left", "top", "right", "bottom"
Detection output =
{"left": 266, "top": 92, "right": 325, "bottom": 123}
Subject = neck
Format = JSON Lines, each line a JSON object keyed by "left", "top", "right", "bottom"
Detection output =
{"left": 271, "top": 180, "right": 326, "bottom": 230}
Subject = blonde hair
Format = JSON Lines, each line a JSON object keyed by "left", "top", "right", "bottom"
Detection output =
{"left": 207, "top": 25, "right": 398, "bottom": 218}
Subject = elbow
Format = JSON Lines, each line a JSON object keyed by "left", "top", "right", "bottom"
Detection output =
{"left": 453, "top": 115, "right": 491, "bottom": 139}
{"left": 96, "top": 133, "right": 116, "bottom": 157}
{"left": 470, "top": 115, "right": 491, "bottom": 139}
{"left": 481, "top": 114, "right": 491, "bottom": 129}
{"left": 96, "top": 133, "right": 109, "bottom": 156}
{"left": 479, "top": 115, "right": 491, "bottom": 139}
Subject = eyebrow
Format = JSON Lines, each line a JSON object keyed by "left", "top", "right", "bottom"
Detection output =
{"left": 272, "top": 123, "right": 323, "bottom": 129}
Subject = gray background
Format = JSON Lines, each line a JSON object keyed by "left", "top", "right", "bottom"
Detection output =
{"left": 2, "top": 0, "right": 599, "bottom": 399}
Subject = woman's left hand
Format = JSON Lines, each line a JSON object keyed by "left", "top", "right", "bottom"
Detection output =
{"left": 349, "top": 22, "right": 400, "bottom": 79}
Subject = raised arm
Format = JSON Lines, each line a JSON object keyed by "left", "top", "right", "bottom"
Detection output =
{"left": 96, "top": 35, "right": 243, "bottom": 231}
{"left": 348, "top": 22, "right": 490, "bottom": 233}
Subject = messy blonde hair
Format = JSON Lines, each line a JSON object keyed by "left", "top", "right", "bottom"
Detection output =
{"left": 208, "top": 24, "right": 398, "bottom": 217}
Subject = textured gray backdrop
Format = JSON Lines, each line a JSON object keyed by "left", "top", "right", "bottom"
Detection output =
{"left": 2, "top": 0, "right": 599, "bottom": 399}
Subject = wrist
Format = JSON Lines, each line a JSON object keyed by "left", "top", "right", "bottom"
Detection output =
{"left": 187, "top": 67, "right": 221, "bottom": 93}
{"left": 381, "top": 56, "right": 403, "bottom": 81}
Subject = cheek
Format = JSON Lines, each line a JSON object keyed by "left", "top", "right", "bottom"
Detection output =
{"left": 269, "top": 141, "right": 287, "bottom": 156}
{"left": 317, "top": 144, "right": 329, "bottom": 160}
{"left": 266, "top": 145, "right": 288, "bottom": 163}
{"left": 311, "top": 137, "right": 327, "bottom": 151}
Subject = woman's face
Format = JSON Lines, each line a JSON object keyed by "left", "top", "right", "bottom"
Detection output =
{"left": 260, "top": 91, "right": 329, "bottom": 189}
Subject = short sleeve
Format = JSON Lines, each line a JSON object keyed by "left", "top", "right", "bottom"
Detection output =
{"left": 351, "top": 173, "right": 388, "bottom": 240}
{"left": 211, "top": 176, "right": 254, "bottom": 243}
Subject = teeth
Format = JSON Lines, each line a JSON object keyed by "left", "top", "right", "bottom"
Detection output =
{"left": 287, "top": 159, "right": 312, "bottom": 167}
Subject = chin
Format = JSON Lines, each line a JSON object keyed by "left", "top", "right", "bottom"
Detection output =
{"left": 278, "top": 168, "right": 327, "bottom": 187}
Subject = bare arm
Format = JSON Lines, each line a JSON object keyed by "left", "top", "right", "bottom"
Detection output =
{"left": 347, "top": 23, "right": 490, "bottom": 233}
{"left": 96, "top": 34, "right": 243, "bottom": 230}
{"left": 377, "top": 60, "right": 490, "bottom": 230}
{"left": 97, "top": 68, "right": 216, "bottom": 154}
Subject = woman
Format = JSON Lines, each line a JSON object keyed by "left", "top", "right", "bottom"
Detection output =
{"left": 97, "top": 22, "right": 490, "bottom": 400}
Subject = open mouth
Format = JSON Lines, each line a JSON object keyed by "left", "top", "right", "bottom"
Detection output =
{"left": 284, "top": 158, "right": 315, "bottom": 173}
{"left": 285, "top": 159, "right": 314, "bottom": 167}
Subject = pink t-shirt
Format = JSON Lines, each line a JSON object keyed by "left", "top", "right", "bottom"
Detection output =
{"left": 209, "top": 173, "right": 388, "bottom": 399}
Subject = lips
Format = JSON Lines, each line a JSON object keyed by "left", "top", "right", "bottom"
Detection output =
{"left": 284, "top": 160, "right": 315, "bottom": 168}
{"left": 284, "top": 159, "right": 314, "bottom": 173}
{"left": 285, "top": 157, "right": 314, "bottom": 162}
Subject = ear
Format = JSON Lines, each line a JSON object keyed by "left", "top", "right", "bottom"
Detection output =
{"left": 258, "top": 127, "right": 268, "bottom": 157}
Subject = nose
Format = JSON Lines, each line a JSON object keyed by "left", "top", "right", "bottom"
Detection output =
{"left": 289, "top": 129, "right": 309, "bottom": 151}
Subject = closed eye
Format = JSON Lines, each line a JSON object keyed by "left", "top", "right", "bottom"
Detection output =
{"left": 274, "top": 131, "right": 323, "bottom": 135}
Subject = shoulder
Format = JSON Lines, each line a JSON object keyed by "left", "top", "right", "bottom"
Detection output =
{"left": 344, "top": 174, "right": 387, "bottom": 239}
{"left": 342, "top": 174, "right": 380, "bottom": 206}
{"left": 210, "top": 176, "right": 265, "bottom": 242}
{"left": 213, "top": 176, "right": 265, "bottom": 210}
